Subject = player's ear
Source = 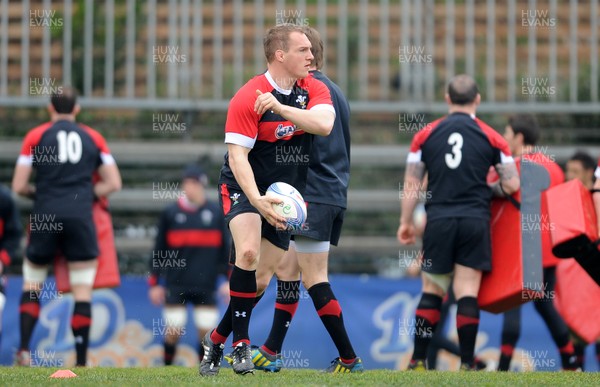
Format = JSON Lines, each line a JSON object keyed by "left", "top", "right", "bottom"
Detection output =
{"left": 444, "top": 93, "right": 451, "bottom": 105}
{"left": 73, "top": 104, "right": 81, "bottom": 116}
{"left": 47, "top": 103, "right": 55, "bottom": 115}
{"left": 274, "top": 49, "right": 285, "bottom": 63}
{"left": 474, "top": 93, "right": 481, "bottom": 105}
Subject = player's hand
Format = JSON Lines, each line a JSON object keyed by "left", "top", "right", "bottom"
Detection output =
{"left": 148, "top": 285, "right": 165, "bottom": 306}
{"left": 397, "top": 223, "right": 416, "bottom": 245}
{"left": 251, "top": 194, "right": 288, "bottom": 229}
{"left": 255, "top": 90, "right": 283, "bottom": 116}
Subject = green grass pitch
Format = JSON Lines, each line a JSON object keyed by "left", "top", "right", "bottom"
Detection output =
{"left": 1, "top": 367, "right": 599, "bottom": 386}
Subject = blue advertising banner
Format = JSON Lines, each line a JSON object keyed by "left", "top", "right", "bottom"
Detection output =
{"left": 0, "top": 275, "right": 598, "bottom": 371}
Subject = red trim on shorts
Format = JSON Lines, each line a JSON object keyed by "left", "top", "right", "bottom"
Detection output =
{"left": 221, "top": 184, "right": 231, "bottom": 215}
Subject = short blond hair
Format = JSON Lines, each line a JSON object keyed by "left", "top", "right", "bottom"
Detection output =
{"left": 264, "top": 24, "right": 306, "bottom": 63}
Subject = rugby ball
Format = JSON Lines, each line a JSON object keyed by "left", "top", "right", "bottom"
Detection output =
{"left": 266, "top": 182, "right": 307, "bottom": 229}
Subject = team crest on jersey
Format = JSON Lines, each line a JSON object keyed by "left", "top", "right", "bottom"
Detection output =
{"left": 275, "top": 124, "right": 297, "bottom": 139}
{"left": 201, "top": 209, "right": 213, "bottom": 225}
{"left": 295, "top": 95, "right": 307, "bottom": 109}
{"left": 230, "top": 193, "right": 241, "bottom": 206}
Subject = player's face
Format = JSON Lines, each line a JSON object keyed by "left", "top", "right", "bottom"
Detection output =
{"left": 566, "top": 160, "right": 593, "bottom": 187}
{"left": 503, "top": 125, "right": 520, "bottom": 155}
{"left": 282, "top": 32, "right": 314, "bottom": 79}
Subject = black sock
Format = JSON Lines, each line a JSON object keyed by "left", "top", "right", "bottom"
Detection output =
{"left": 456, "top": 297, "right": 479, "bottom": 367}
{"left": 534, "top": 268, "right": 575, "bottom": 369}
{"left": 213, "top": 303, "right": 233, "bottom": 344}
{"left": 411, "top": 293, "right": 442, "bottom": 362}
{"left": 212, "top": 292, "right": 264, "bottom": 345}
{"left": 72, "top": 301, "right": 92, "bottom": 366}
{"left": 263, "top": 280, "right": 300, "bottom": 354}
{"left": 573, "top": 341, "right": 585, "bottom": 371}
{"left": 308, "top": 282, "right": 355, "bottom": 361}
{"left": 498, "top": 307, "right": 520, "bottom": 371}
{"left": 164, "top": 342, "right": 176, "bottom": 365}
{"left": 19, "top": 291, "right": 40, "bottom": 351}
{"left": 229, "top": 265, "right": 256, "bottom": 346}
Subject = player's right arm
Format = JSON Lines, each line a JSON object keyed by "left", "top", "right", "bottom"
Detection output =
{"left": 0, "top": 189, "right": 22, "bottom": 274}
{"left": 228, "top": 143, "right": 286, "bottom": 229}
{"left": 398, "top": 129, "right": 429, "bottom": 245}
{"left": 398, "top": 161, "right": 426, "bottom": 245}
{"left": 12, "top": 129, "right": 40, "bottom": 198}
{"left": 11, "top": 164, "right": 34, "bottom": 198}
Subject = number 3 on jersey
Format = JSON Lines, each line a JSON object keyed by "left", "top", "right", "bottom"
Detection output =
{"left": 57, "top": 130, "right": 82, "bottom": 164}
{"left": 445, "top": 132, "right": 463, "bottom": 169}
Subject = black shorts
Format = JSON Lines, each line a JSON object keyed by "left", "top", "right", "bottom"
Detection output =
{"left": 292, "top": 202, "right": 344, "bottom": 246}
{"left": 27, "top": 214, "right": 98, "bottom": 264}
{"left": 219, "top": 183, "right": 291, "bottom": 251}
{"left": 165, "top": 287, "right": 216, "bottom": 306}
{"left": 422, "top": 217, "right": 491, "bottom": 274}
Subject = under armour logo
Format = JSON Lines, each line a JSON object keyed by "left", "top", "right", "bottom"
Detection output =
{"left": 75, "top": 336, "right": 84, "bottom": 344}
{"left": 285, "top": 321, "right": 290, "bottom": 328}
{"left": 234, "top": 311, "right": 247, "bottom": 318}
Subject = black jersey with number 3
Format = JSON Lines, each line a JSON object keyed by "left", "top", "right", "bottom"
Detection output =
{"left": 407, "top": 112, "right": 514, "bottom": 221}
{"left": 17, "top": 120, "right": 114, "bottom": 217}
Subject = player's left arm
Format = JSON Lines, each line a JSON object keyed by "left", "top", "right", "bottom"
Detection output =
{"left": 84, "top": 128, "right": 122, "bottom": 198}
{"left": 254, "top": 78, "right": 335, "bottom": 136}
{"left": 490, "top": 162, "right": 520, "bottom": 197}
{"left": 488, "top": 136, "right": 520, "bottom": 197}
{"left": 94, "top": 163, "right": 122, "bottom": 198}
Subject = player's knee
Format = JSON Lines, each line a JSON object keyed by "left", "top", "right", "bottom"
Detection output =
{"left": 69, "top": 266, "right": 97, "bottom": 287}
{"left": 163, "top": 308, "right": 187, "bottom": 330}
{"left": 237, "top": 247, "right": 259, "bottom": 267}
{"left": 22, "top": 260, "right": 48, "bottom": 287}
{"left": 193, "top": 307, "right": 218, "bottom": 330}
{"left": 301, "top": 272, "right": 327, "bottom": 290}
{"left": 422, "top": 272, "right": 450, "bottom": 296}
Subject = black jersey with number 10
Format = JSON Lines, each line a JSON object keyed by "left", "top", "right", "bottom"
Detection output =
{"left": 17, "top": 120, "right": 115, "bottom": 217}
